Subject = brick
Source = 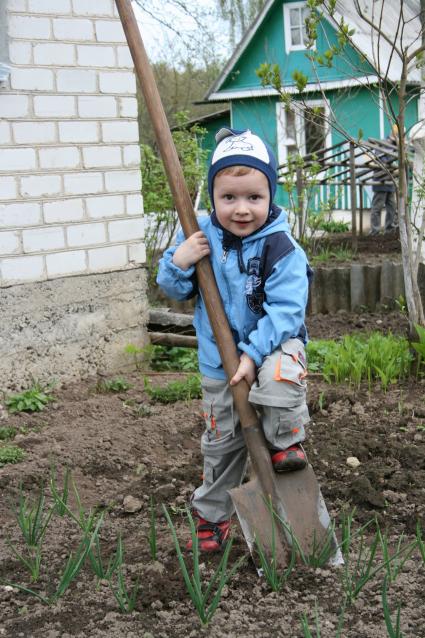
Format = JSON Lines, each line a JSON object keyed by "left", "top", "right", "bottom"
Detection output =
{"left": 67, "top": 222, "right": 106, "bottom": 247}
{"left": 86, "top": 194, "right": 124, "bottom": 219}
{"left": 9, "top": 15, "right": 51, "bottom": 39}
{"left": 126, "top": 193, "right": 143, "bottom": 216}
{"left": 108, "top": 218, "right": 144, "bottom": 242}
{"left": 72, "top": 0, "right": 113, "bottom": 16}
{"left": 83, "top": 146, "right": 121, "bottom": 168}
{"left": 0, "top": 95, "right": 29, "bottom": 118}
{"left": 23, "top": 226, "right": 65, "bottom": 253}
{"left": 34, "top": 43, "right": 75, "bottom": 66}
{"left": 0, "top": 148, "right": 36, "bottom": 172}
{"left": 13, "top": 121, "right": 56, "bottom": 144}
{"left": 95, "top": 20, "right": 126, "bottom": 43}
{"left": 1, "top": 255, "right": 45, "bottom": 283}
{"left": 34, "top": 95, "right": 76, "bottom": 118}
{"left": 123, "top": 144, "right": 140, "bottom": 167}
{"left": 102, "top": 121, "right": 139, "bottom": 143}
{"left": 53, "top": 18, "right": 94, "bottom": 41}
{"left": 0, "top": 231, "right": 20, "bottom": 255}
{"left": 44, "top": 198, "right": 85, "bottom": 223}
{"left": 105, "top": 169, "right": 141, "bottom": 193}
{"left": 28, "top": 0, "right": 71, "bottom": 13}
{"left": 119, "top": 97, "right": 137, "bottom": 118}
{"left": 21, "top": 175, "right": 62, "bottom": 198}
{"left": 0, "top": 122, "right": 11, "bottom": 144}
{"left": 46, "top": 250, "right": 86, "bottom": 277}
{"left": 129, "top": 242, "right": 146, "bottom": 264}
{"left": 9, "top": 41, "right": 32, "bottom": 65}
{"left": 88, "top": 244, "right": 127, "bottom": 270}
{"left": 39, "top": 147, "right": 80, "bottom": 170}
{"left": 0, "top": 177, "right": 18, "bottom": 200}
{"left": 116, "top": 46, "right": 133, "bottom": 68}
{"left": 99, "top": 71, "right": 136, "bottom": 94}
{"left": 57, "top": 69, "right": 97, "bottom": 93}
{"left": 64, "top": 172, "right": 103, "bottom": 195}
{"left": 59, "top": 121, "right": 99, "bottom": 143}
{"left": 77, "top": 45, "right": 115, "bottom": 68}
{"left": 77, "top": 96, "right": 117, "bottom": 119}
{"left": 0, "top": 202, "right": 41, "bottom": 228}
{"left": 11, "top": 68, "right": 54, "bottom": 91}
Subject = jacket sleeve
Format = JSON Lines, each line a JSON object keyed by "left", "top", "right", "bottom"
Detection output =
{"left": 156, "top": 229, "right": 197, "bottom": 301}
{"left": 238, "top": 247, "right": 309, "bottom": 366}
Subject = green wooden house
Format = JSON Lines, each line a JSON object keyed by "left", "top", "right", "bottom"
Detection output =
{"left": 201, "top": 0, "right": 421, "bottom": 211}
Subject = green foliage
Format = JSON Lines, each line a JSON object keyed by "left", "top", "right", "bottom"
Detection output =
{"left": 144, "top": 374, "right": 201, "bottom": 403}
{"left": 319, "top": 220, "right": 349, "bottom": 233}
{"left": 150, "top": 345, "right": 198, "bottom": 371}
{"left": 163, "top": 506, "right": 245, "bottom": 626}
{"left": 5, "top": 383, "right": 55, "bottom": 414}
{"left": 141, "top": 111, "right": 208, "bottom": 289}
{"left": 411, "top": 323, "right": 425, "bottom": 375}
{"left": 0, "top": 426, "right": 17, "bottom": 441}
{"left": 124, "top": 343, "right": 150, "bottom": 371}
{"left": 96, "top": 377, "right": 132, "bottom": 393}
{"left": 310, "top": 247, "right": 354, "bottom": 264}
{"left": 148, "top": 496, "right": 158, "bottom": 561}
{"left": 307, "top": 333, "right": 413, "bottom": 389}
{"left": 382, "top": 577, "right": 404, "bottom": 638}
{"left": 0, "top": 445, "right": 25, "bottom": 466}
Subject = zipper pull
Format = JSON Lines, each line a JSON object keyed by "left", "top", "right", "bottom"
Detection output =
{"left": 221, "top": 249, "right": 228, "bottom": 263}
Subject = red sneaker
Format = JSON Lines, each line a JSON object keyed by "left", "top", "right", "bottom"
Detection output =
{"left": 186, "top": 513, "right": 231, "bottom": 553}
{"left": 271, "top": 444, "right": 307, "bottom": 473}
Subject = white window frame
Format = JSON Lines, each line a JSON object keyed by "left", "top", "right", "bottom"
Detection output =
{"left": 283, "top": 1, "right": 311, "bottom": 54}
{"left": 276, "top": 98, "right": 332, "bottom": 165}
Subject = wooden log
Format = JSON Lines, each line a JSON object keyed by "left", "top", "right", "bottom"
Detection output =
{"left": 149, "top": 331, "right": 197, "bottom": 348}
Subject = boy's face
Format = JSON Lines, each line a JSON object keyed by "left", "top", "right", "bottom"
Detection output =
{"left": 213, "top": 169, "right": 270, "bottom": 237}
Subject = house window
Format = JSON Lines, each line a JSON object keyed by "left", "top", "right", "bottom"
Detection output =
{"left": 284, "top": 1, "right": 310, "bottom": 53}
{"left": 276, "top": 100, "right": 331, "bottom": 164}
{"left": 0, "top": 0, "right": 10, "bottom": 83}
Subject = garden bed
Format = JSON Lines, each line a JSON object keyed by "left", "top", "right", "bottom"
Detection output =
{"left": 1, "top": 309, "right": 424, "bottom": 637}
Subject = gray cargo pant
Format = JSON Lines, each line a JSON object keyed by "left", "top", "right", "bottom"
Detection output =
{"left": 370, "top": 190, "right": 397, "bottom": 233}
{"left": 191, "top": 338, "right": 310, "bottom": 523}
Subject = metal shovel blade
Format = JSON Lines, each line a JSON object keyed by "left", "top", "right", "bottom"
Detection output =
{"left": 230, "top": 464, "right": 337, "bottom": 568}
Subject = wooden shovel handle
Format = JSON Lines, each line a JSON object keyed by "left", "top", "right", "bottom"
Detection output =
{"left": 115, "top": 0, "right": 277, "bottom": 494}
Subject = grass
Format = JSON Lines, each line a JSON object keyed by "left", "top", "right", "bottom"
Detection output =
{"left": 310, "top": 247, "right": 354, "bottom": 265}
{"left": 95, "top": 377, "right": 132, "bottom": 393}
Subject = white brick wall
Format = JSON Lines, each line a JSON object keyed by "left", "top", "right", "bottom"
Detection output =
{"left": 0, "top": 0, "right": 144, "bottom": 285}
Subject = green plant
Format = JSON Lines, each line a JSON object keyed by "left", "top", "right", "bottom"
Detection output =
{"left": 148, "top": 496, "right": 158, "bottom": 561}
{"left": 96, "top": 377, "right": 132, "bottom": 393}
{"left": 109, "top": 570, "right": 140, "bottom": 614}
{"left": 395, "top": 295, "right": 407, "bottom": 315}
{"left": 416, "top": 521, "right": 425, "bottom": 565}
{"left": 124, "top": 343, "right": 150, "bottom": 371}
{"left": 411, "top": 323, "right": 425, "bottom": 376}
{"left": 300, "top": 600, "right": 346, "bottom": 638}
{"left": 382, "top": 577, "right": 404, "bottom": 637}
{"left": 254, "top": 499, "right": 297, "bottom": 591}
{"left": 0, "top": 426, "right": 17, "bottom": 441}
{"left": 144, "top": 374, "right": 201, "bottom": 403}
{"left": 7, "top": 514, "right": 104, "bottom": 605}
{"left": 310, "top": 247, "right": 354, "bottom": 265}
{"left": 377, "top": 526, "right": 415, "bottom": 583}
{"left": 163, "top": 506, "right": 244, "bottom": 626}
{"left": 0, "top": 444, "right": 25, "bottom": 466}
{"left": 5, "top": 383, "right": 55, "bottom": 414}
{"left": 50, "top": 471, "right": 101, "bottom": 534}
{"left": 319, "top": 220, "right": 350, "bottom": 233}
{"left": 150, "top": 345, "right": 198, "bottom": 372}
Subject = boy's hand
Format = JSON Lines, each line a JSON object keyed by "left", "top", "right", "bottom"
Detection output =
{"left": 230, "top": 353, "right": 256, "bottom": 387}
{"left": 172, "top": 231, "right": 210, "bottom": 271}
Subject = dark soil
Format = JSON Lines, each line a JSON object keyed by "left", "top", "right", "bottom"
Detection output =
{"left": 1, "top": 298, "right": 424, "bottom": 637}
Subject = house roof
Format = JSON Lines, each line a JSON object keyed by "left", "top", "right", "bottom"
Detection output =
{"left": 205, "top": 0, "right": 421, "bottom": 101}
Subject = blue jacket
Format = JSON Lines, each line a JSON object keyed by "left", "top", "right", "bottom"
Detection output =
{"left": 157, "top": 207, "right": 311, "bottom": 380}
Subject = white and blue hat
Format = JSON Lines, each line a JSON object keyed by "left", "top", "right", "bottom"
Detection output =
{"left": 207, "top": 127, "right": 278, "bottom": 207}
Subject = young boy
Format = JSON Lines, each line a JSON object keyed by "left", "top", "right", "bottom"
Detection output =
{"left": 157, "top": 127, "right": 311, "bottom": 552}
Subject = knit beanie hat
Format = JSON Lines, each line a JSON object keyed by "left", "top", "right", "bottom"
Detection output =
{"left": 207, "top": 127, "right": 278, "bottom": 208}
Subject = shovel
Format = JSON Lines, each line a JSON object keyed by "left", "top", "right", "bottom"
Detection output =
{"left": 115, "top": 0, "right": 338, "bottom": 568}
